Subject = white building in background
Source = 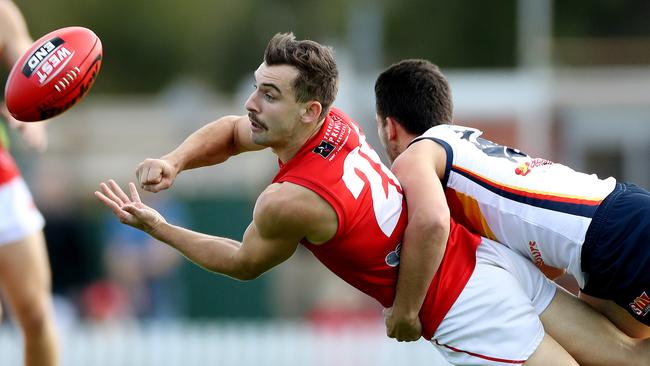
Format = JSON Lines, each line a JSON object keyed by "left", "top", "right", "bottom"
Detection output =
{"left": 447, "top": 66, "right": 650, "bottom": 189}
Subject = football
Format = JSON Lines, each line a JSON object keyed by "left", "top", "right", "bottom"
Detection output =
{"left": 4, "top": 26, "right": 102, "bottom": 122}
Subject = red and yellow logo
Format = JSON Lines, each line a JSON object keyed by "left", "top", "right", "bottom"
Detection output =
{"left": 528, "top": 241, "right": 545, "bottom": 267}
{"left": 515, "top": 162, "right": 531, "bottom": 176}
{"left": 515, "top": 159, "right": 553, "bottom": 176}
{"left": 630, "top": 292, "right": 650, "bottom": 317}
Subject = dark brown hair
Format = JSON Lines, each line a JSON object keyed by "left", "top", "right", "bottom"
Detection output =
{"left": 375, "top": 59, "right": 453, "bottom": 135}
{"left": 264, "top": 33, "right": 339, "bottom": 120}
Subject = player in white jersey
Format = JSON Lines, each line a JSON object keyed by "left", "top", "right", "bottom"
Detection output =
{"left": 412, "top": 122, "right": 615, "bottom": 293}
{"left": 374, "top": 59, "right": 650, "bottom": 358}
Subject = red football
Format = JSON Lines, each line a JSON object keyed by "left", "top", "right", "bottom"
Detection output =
{"left": 4, "top": 26, "right": 102, "bottom": 122}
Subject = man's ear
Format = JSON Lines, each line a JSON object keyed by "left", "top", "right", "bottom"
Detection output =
{"left": 300, "top": 101, "right": 323, "bottom": 123}
{"left": 385, "top": 116, "right": 399, "bottom": 141}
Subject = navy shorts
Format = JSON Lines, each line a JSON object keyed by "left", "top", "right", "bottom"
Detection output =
{"left": 581, "top": 182, "right": 650, "bottom": 325}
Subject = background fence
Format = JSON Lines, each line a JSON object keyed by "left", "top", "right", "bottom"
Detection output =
{"left": 0, "top": 321, "right": 450, "bottom": 366}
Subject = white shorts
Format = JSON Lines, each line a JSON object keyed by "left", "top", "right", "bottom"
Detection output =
{"left": 431, "top": 238, "right": 556, "bottom": 365}
{"left": 0, "top": 176, "right": 45, "bottom": 245}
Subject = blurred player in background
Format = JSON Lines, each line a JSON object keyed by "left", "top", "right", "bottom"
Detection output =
{"left": 374, "top": 59, "right": 650, "bottom": 354}
{"left": 97, "top": 32, "right": 650, "bottom": 365}
{"left": 101, "top": 194, "right": 187, "bottom": 320}
{"left": 0, "top": 1, "right": 59, "bottom": 365}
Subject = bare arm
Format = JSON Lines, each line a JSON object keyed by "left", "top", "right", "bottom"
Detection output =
{"left": 96, "top": 180, "right": 337, "bottom": 280}
{"left": 386, "top": 140, "right": 450, "bottom": 341}
{"left": 0, "top": 1, "right": 48, "bottom": 151}
{"left": 163, "top": 114, "right": 264, "bottom": 171}
{"left": 0, "top": 0, "right": 33, "bottom": 66}
{"left": 137, "top": 114, "right": 265, "bottom": 192}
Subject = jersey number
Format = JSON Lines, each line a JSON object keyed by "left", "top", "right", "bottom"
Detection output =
{"left": 342, "top": 135, "right": 403, "bottom": 237}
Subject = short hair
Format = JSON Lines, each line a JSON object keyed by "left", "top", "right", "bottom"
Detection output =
{"left": 375, "top": 59, "right": 453, "bottom": 135}
{"left": 264, "top": 32, "right": 339, "bottom": 120}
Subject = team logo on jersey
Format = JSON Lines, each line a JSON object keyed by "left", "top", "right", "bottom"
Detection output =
{"left": 313, "top": 140, "right": 335, "bottom": 158}
{"left": 515, "top": 162, "right": 531, "bottom": 176}
{"left": 515, "top": 159, "right": 553, "bottom": 176}
{"left": 630, "top": 292, "right": 650, "bottom": 317}
{"left": 528, "top": 241, "right": 545, "bottom": 267}
{"left": 385, "top": 244, "right": 401, "bottom": 267}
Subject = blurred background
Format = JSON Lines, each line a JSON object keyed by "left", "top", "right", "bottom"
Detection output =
{"left": 1, "top": 0, "right": 650, "bottom": 364}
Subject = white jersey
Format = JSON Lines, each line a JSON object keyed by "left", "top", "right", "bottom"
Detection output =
{"left": 413, "top": 124, "right": 617, "bottom": 288}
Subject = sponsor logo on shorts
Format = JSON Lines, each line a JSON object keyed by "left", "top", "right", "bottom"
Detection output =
{"left": 385, "top": 243, "right": 401, "bottom": 267}
{"left": 313, "top": 140, "right": 335, "bottom": 159}
{"left": 528, "top": 241, "right": 545, "bottom": 267}
{"left": 629, "top": 292, "right": 650, "bottom": 317}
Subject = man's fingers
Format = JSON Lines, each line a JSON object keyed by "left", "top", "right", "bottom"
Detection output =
{"left": 135, "top": 163, "right": 143, "bottom": 184}
{"left": 145, "top": 165, "right": 163, "bottom": 185}
{"left": 137, "top": 163, "right": 156, "bottom": 186}
{"left": 122, "top": 204, "right": 140, "bottom": 216}
{"left": 392, "top": 332, "right": 420, "bottom": 342}
{"left": 144, "top": 165, "right": 153, "bottom": 184}
{"left": 140, "top": 179, "right": 170, "bottom": 193}
{"left": 94, "top": 190, "right": 117, "bottom": 211}
{"left": 95, "top": 191, "right": 129, "bottom": 220}
{"left": 100, "top": 182, "right": 125, "bottom": 206}
{"left": 150, "top": 181, "right": 170, "bottom": 192}
{"left": 141, "top": 183, "right": 158, "bottom": 193}
{"left": 399, "top": 332, "right": 418, "bottom": 342}
{"left": 108, "top": 179, "right": 130, "bottom": 204}
{"left": 128, "top": 182, "right": 142, "bottom": 203}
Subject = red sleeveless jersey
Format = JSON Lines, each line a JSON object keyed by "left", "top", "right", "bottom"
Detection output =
{"left": 1, "top": 73, "right": 20, "bottom": 184}
{"left": 272, "top": 108, "right": 480, "bottom": 339}
{"left": 0, "top": 147, "right": 20, "bottom": 185}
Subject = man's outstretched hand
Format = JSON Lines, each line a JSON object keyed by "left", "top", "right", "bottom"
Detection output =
{"left": 95, "top": 179, "right": 166, "bottom": 234}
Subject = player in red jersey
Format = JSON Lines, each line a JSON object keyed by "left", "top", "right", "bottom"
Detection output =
{"left": 0, "top": 1, "right": 59, "bottom": 366}
{"left": 97, "top": 33, "right": 585, "bottom": 365}
{"left": 375, "top": 58, "right": 650, "bottom": 365}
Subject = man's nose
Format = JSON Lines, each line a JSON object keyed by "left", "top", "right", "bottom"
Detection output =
{"left": 244, "top": 92, "right": 258, "bottom": 112}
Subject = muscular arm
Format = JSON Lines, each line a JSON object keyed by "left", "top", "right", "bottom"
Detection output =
{"left": 138, "top": 115, "right": 264, "bottom": 191}
{"left": 163, "top": 115, "right": 265, "bottom": 173}
{"left": 151, "top": 183, "right": 312, "bottom": 279}
{"left": 0, "top": 1, "right": 49, "bottom": 151}
{"left": 0, "top": 0, "right": 33, "bottom": 66}
{"left": 97, "top": 180, "right": 337, "bottom": 281}
{"left": 137, "top": 115, "right": 266, "bottom": 191}
{"left": 386, "top": 140, "right": 450, "bottom": 341}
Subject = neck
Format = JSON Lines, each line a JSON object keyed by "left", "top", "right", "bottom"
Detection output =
{"left": 397, "top": 132, "right": 418, "bottom": 154}
{"left": 274, "top": 119, "right": 325, "bottom": 163}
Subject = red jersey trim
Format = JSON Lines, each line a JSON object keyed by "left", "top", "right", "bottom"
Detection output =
{"left": 434, "top": 339, "right": 526, "bottom": 364}
{"left": 420, "top": 222, "right": 481, "bottom": 340}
